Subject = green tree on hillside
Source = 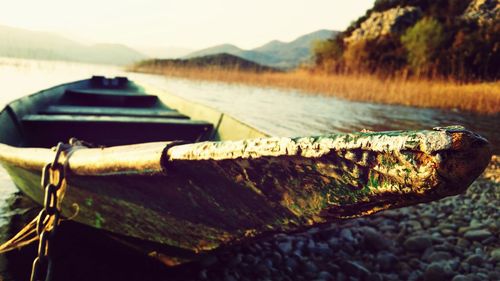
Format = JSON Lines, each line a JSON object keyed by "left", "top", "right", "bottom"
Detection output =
{"left": 401, "top": 17, "right": 445, "bottom": 75}
{"left": 312, "top": 39, "right": 344, "bottom": 72}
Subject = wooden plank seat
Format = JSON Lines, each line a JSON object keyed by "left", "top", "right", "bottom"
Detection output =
{"left": 39, "top": 105, "right": 189, "bottom": 119}
{"left": 22, "top": 114, "right": 213, "bottom": 147}
{"left": 62, "top": 89, "right": 159, "bottom": 107}
{"left": 90, "top": 76, "right": 128, "bottom": 88}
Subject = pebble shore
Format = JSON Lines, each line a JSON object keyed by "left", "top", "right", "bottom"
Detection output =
{"left": 185, "top": 156, "right": 500, "bottom": 281}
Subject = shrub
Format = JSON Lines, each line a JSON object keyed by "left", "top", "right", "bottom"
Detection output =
{"left": 401, "top": 17, "right": 445, "bottom": 75}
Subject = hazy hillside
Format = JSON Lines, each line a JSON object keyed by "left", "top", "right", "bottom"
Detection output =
{"left": 137, "top": 46, "right": 194, "bottom": 59}
{"left": 131, "top": 53, "right": 278, "bottom": 73}
{"left": 186, "top": 44, "right": 244, "bottom": 58}
{"left": 256, "top": 29, "right": 336, "bottom": 68}
{"left": 185, "top": 44, "right": 278, "bottom": 66}
{"left": 185, "top": 29, "right": 338, "bottom": 69}
{"left": 0, "top": 25, "right": 147, "bottom": 65}
{"left": 313, "top": 0, "right": 499, "bottom": 80}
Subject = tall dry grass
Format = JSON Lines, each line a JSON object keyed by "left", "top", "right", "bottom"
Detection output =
{"left": 130, "top": 65, "right": 500, "bottom": 114}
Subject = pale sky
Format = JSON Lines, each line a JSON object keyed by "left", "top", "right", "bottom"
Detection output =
{"left": 1, "top": 0, "right": 375, "bottom": 49}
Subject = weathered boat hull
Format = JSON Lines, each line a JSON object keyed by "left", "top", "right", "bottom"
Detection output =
{"left": 0, "top": 77, "right": 492, "bottom": 265}
{"left": 0, "top": 127, "right": 491, "bottom": 262}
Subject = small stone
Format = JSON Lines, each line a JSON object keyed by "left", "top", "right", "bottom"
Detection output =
{"left": 285, "top": 257, "right": 298, "bottom": 270}
{"left": 224, "top": 274, "right": 238, "bottom": 281}
{"left": 262, "top": 258, "right": 273, "bottom": 268}
{"left": 409, "top": 258, "right": 425, "bottom": 270}
{"left": 464, "top": 254, "right": 483, "bottom": 266}
{"left": 421, "top": 217, "right": 434, "bottom": 228}
{"left": 458, "top": 226, "right": 470, "bottom": 234}
{"left": 328, "top": 237, "right": 339, "bottom": 248}
{"left": 379, "top": 225, "right": 396, "bottom": 232}
{"left": 243, "top": 254, "right": 256, "bottom": 265}
{"left": 488, "top": 271, "right": 500, "bottom": 280}
{"left": 469, "top": 219, "right": 482, "bottom": 228}
{"left": 308, "top": 227, "right": 320, "bottom": 235}
{"left": 407, "top": 220, "right": 423, "bottom": 230}
{"left": 336, "top": 272, "right": 347, "bottom": 281}
{"left": 475, "top": 273, "right": 488, "bottom": 280}
{"left": 199, "top": 269, "right": 208, "bottom": 280}
{"left": 292, "top": 249, "right": 303, "bottom": 259}
{"left": 295, "top": 239, "right": 305, "bottom": 251}
{"left": 438, "top": 223, "right": 457, "bottom": 230}
{"left": 422, "top": 247, "right": 435, "bottom": 261}
{"left": 456, "top": 238, "right": 470, "bottom": 248}
{"left": 465, "top": 273, "right": 481, "bottom": 281}
{"left": 490, "top": 248, "right": 500, "bottom": 262}
{"left": 383, "top": 273, "right": 401, "bottom": 281}
{"left": 451, "top": 275, "right": 471, "bottom": 281}
{"left": 342, "top": 261, "right": 370, "bottom": 278}
{"left": 447, "top": 259, "right": 460, "bottom": 271}
{"left": 255, "top": 263, "right": 270, "bottom": 277}
{"left": 481, "top": 236, "right": 496, "bottom": 245}
{"left": 404, "top": 235, "right": 433, "bottom": 251}
{"left": 381, "top": 210, "right": 401, "bottom": 219}
{"left": 268, "top": 253, "right": 281, "bottom": 267}
{"left": 303, "top": 260, "right": 318, "bottom": 273}
{"left": 440, "top": 229, "right": 455, "bottom": 236}
{"left": 399, "top": 269, "right": 410, "bottom": 280}
{"left": 463, "top": 229, "right": 492, "bottom": 241}
{"left": 427, "top": 251, "right": 452, "bottom": 262}
{"left": 317, "top": 271, "right": 334, "bottom": 281}
{"left": 278, "top": 241, "right": 293, "bottom": 255}
{"left": 460, "top": 261, "right": 470, "bottom": 273}
{"left": 423, "top": 262, "right": 452, "bottom": 281}
{"left": 408, "top": 270, "right": 422, "bottom": 281}
{"left": 369, "top": 273, "right": 383, "bottom": 281}
{"left": 361, "top": 226, "right": 391, "bottom": 251}
{"left": 377, "top": 251, "right": 398, "bottom": 271}
{"left": 310, "top": 242, "right": 331, "bottom": 256}
{"left": 340, "top": 229, "right": 354, "bottom": 242}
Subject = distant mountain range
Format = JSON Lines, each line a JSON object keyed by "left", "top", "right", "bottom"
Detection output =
{"left": 185, "top": 30, "right": 338, "bottom": 69}
{"left": 136, "top": 46, "right": 194, "bottom": 59}
{"left": 0, "top": 25, "right": 147, "bottom": 65}
{"left": 0, "top": 25, "right": 337, "bottom": 69}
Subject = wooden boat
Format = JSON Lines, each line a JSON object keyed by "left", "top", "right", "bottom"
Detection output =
{"left": 0, "top": 76, "right": 492, "bottom": 265}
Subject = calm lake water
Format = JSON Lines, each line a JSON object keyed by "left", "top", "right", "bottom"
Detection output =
{"left": 0, "top": 57, "right": 498, "bottom": 280}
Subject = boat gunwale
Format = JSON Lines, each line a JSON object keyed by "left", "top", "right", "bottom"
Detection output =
{"left": 0, "top": 78, "right": 90, "bottom": 114}
{"left": 0, "top": 127, "right": 488, "bottom": 177}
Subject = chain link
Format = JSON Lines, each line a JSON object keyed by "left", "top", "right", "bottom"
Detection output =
{"left": 30, "top": 142, "right": 69, "bottom": 281}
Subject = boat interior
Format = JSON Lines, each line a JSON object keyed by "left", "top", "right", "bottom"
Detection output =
{"left": 1, "top": 76, "right": 215, "bottom": 148}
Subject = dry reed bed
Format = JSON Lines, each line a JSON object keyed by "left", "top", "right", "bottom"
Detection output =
{"left": 131, "top": 66, "right": 500, "bottom": 114}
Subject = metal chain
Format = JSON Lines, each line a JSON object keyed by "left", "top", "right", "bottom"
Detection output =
{"left": 30, "top": 142, "right": 69, "bottom": 281}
